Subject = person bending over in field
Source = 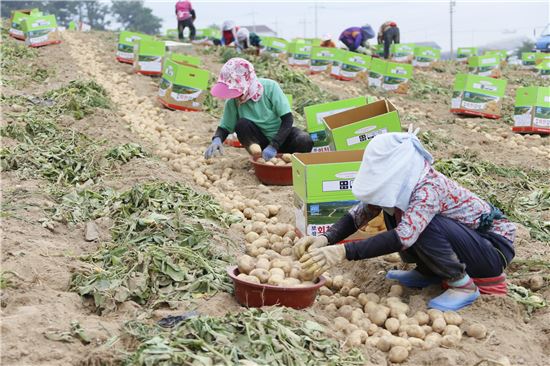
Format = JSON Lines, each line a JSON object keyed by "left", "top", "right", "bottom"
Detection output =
{"left": 339, "top": 24, "right": 375, "bottom": 53}
{"left": 235, "top": 28, "right": 262, "bottom": 54}
{"left": 204, "top": 58, "right": 313, "bottom": 160}
{"left": 295, "top": 127, "right": 515, "bottom": 311}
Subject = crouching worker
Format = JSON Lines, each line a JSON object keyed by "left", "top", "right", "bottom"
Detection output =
{"left": 295, "top": 127, "right": 515, "bottom": 311}
{"left": 205, "top": 58, "right": 313, "bottom": 160}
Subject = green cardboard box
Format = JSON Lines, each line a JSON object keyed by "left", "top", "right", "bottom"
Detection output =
{"left": 192, "top": 28, "right": 221, "bottom": 45}
{"left": 260, "top": 37, "right": 288, "bottom": 58}
{"left": 133, "top": 39, "right": 166, "bottom": 75}
{"left": 158, "top": 59, "right": 210, "bottom": 111}
{"left": 390, "top": 43, "right": 415, "bottom": 63}
{"left": 304, "top": 96, "right": 372, "bottom": 152}
{"left": 9, "top": 9, "right": 41, "bottom": 39}
{"left": 537, "top": 58, "right": 550, "bottom": 79}
{"left": 521, "top": 52, "right": 536, "bottom": 68}
{"left": 468, "top": 55, "right": 502, "bottom": 78}
{"left": 336, "top": 51, "right": 372, "bottom": 81}
{"left": 535, "top": 53, "right": 550, "bottom": 65}
{"left": 287, "top": 41, "right": 313, "bottom": 66}
{"left": 117, "top": 31, "right": 153, "bottom": 62}
{"left": 292, "top": 150, "right": 367, "bottom": 240}
{"left": 68, "top": 20, "right": 77, "bottom": 31}
{"left": 322, "top": 99, "right": 401, "bottom": 151}
{"left": 168, "top": 53, "right": 201, "bottom": 67}
{"left": 367, "top": 57, "right": 387, "bottom": 89}
{"left": 310, "top": 47, "right": 343, "bottom": 74}
{"left": 412, "top": 46, "right": 441, "bottom": 67}
{"left": 373, "top": 44, "right": 385, "bottom": 58}
{"left": 484, "top": 50, "right": 507, "bottom": 61}
{"left": 166, "top": 28, "right": 178, "bottom": 39}
{"left": 450, "top": 74, "right": 507, "bottom": 119}
{"left": 512, "top": 87, "right": 550, "bottom": 134}
{"left": 456, "top": 47, "right": 478, "bottom": 62}
{"left": 21, "top": 14, "right": 60, "bottom": 47}
{"left": 382, "top": 62, "right": 414, "bottom": 93}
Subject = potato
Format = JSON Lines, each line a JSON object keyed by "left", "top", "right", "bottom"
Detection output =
{"left": 365, "top": 293, "right": 380, "bottom": 303}
{"left": 269, "top": 268, "right": 285, "bottom": 278}
{"left": 443, "top": 311, "right": 463, "bottom": 326}
{"left": 318, "top": 294, "right": 331, "bottom": 305}
{"left": 344, "top": 324, "right": 359, "bottom": 335}
{"left": 245, "top": 245, "right": 261, "bottom": 257}
{"left": 249, "top": 268, "right": 270, "bottom": 283}
{"left": 369, "top": 308, "right": 388, "bottom": 326}
{"left": 422, "top": 325, "right": 432, "bottom": 334}
{"left": 388, "top": 346, "right": 409, "bottom": 363}
{"left": 266, "top": 204, "right": 281, "bottom": 217}
{"left": 280, "top": 247, "right": 293, "bottom": 256}
{"left": 389, "top": 302, "right": 409, "bottom": 318}
{"left": 255, "top": 258, "right": 270, "bottom": 270}
{"left": 334, "top": 317, "right": 350, "bottom": 331}
{"left": 427, "top": 309, "right": 443, "bottom": 322}
{"left": 251, "top": 238, "right": 269, "bottom": 249}
{"left": 384, "top": 318, "right": 400, "bottom": 334}
{"left": 334, "top": 296, "right": 346, "bottom": 309}
{"left": 252, "top": 213, "right": 268, "bottom": 222}
{"left": 237, "top": 274, "right": 261, "bottom": 284}
{"left": 347, "top": 332, "right": 362, "bottom": 347}
{"left": 269, "top": 234, "right": 283, "bottom": 244}
{"left": 364, "top": 301, "right": 378, "bottom": 314}
{"left": 367, "top": 323, "right": 378, "bottom": 336}
{"left": 255, "top": 206, "right": 270, "bottom": 218}
{"left": 413, "top": 311, "right": 430, "bottom": 326}
{"left": 332, "top": 275, "right": 345, "bottom": 290}
{"left": 263, "top": 250, "right": 279, "bottom": 260}
{"left": 250, "top": 144, "right": 262, "bottom": 156}
{"left": 243, "top": 224, "right": 253, "bottom": 234}
{"left": 268, "top": 275, "right": 284, "bottom": 285}
{"left": 350, "top": 309, "right": 365, "bottom": 325}
{"left": 243, "top": 207, "right": 255, "bottom": 219}
{"left": 443, "top": 325, "right": 462, "bottom": 340}
{"left": 441, "top": 335, "right": 460, "bottom": 348}
{"left": 339, "top": 286, "right": 351, "bottom": 296}
{"left": 237, "top": 255, "right": 255, "bottom": 274}
{"left": 357, "top": 293, "right": 370, "bottom": 306}
{"left": 408, "top": 337, "right": 424, "bottom": 348}
{"left": 281, "top": 153, "right": 292, "bottom": 163}
{"left": 280, "top": 278, "right": 301, "bottom": 287}
{"left": 388, "top": 284, "right": 404, "bottom": 297}
{"left": 325, "top": 303, "right": 338, "bottom": 312}
{"left": 283, "top": 231, "right": 296, "bottom": 241}
{"left": 376, "top": 335, "right": 393, "bottom": 352}
{"left": 431, "top": 317, "right": 446, "bottom": 333}
{"left": 319, "top": 286, "right": 333, "bottom": 296}
{"left": 466, "top": 323, "right": 487, "bottom": 339}
{"left": 424, "top": 332, "right": 442, "bottom": 346}
{"left": 406, "top": 325, "right": 426, "bottom": 339}
{"left": 251, "top": 221, "right": 266, "bottom": 234}
{"left": 270, "top": 258, "right": 292, "bottom": 274}
{"left": 366, "top": 335, "right": 380, "bottom": 347}
{"left": 338, "top": 305, "right": 354, "bottom": 320}
{"left": 245, "top": 231, "right": 260, "bottom": 243}
{"left": 323, "top": 275, "right": 333, "bottom": 288}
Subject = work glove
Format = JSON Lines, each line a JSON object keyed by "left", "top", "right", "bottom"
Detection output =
{"left": 356, "top": 46, "right": 368, "bottom": 53}
{"left": 293, "top": 235, "right": 328, "bottom": 259}
{"left": 204, "top": 137, "right": 224, "bottom": 159}
{"left": 407, "top": 124, "right": 420, "bottom": 135}
{"left": 300, "top": 245, "right": 347, "bottom": 279}
{"left": 262, "top": 145, "right": 277, "bottom": 161}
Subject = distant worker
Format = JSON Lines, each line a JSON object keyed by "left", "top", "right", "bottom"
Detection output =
{"left": 378, "top": 21, "right": 400, "bottom": 59}
{"left": 175, "top": 0, "right": 196, "bottom": 41}
{"left": 235, "top": 28, "right": 262, "bottom": 52}
{"left": 221, "top": 20, "right": 239, "bottom": 46}
{"left": 320, "top": 34, "right": 336, "bottom": 48}
{"left": 338, "top": 25, "right": 375, "bottom": 53}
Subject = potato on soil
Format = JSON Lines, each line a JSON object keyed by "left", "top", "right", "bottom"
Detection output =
{"left": 319, "top": 286, "right": 333, "bottom": 296}
{"left": 427, "top": 308, "right": 443, "bottom": 322}
{"left": 408, "top": 337, "right": 424, "bottom": 348}
{"left": 334, "top": 317, "right": 350, "bottom": 331}
{"left": 388, "top": 284, "right": 404, "bottom": 297}
{"left": 369, "top": 307, "right": 389, "bottom": 326}
{"left": 443, "top": 324, "right": 462, "bottom": 339}
{"left": 406, "top": 324, "right": 426, "bottom": 339}
{"left": 237, "top": 255, "right": 255, "bottom": 274}
{"left": 413, "top": 311, "right": 430, "bottom": 326}
{"left": 338, "top": 305, "right": 354, "bottom": 320}
{"left": 466, "top": 323, "right": 487, "bottom": 339}
{"left": 250, "top": 144, "right": 262, "bottom": 156}
{"left": 318, "top": 295, "right": 331, "bottom": 305}
{"left": 376, "top": 335, "right": 393, "bottom": 352}
{"left": 245, "top": 231, "right": 260, "bottom": 243}
{"left": 424, "top": 332, "right": 442, "bottom": 346}
{"left": 251, "top": 238, "right": 269, "bottom": 248}
{"left": 249, "top": 268, "right": 270, "bottom": 283}
{"left": 251, "top": 221, "right": 266, "bottom": 234}
{"left": 441, "top": 335, "right": 460, "bottom": 348}
{"left": 266, "top": 204, "right": 281, "bottom": 217}
{"left": 325, "top": 303, "right": 338, "bottom": 312}
{"left": 431, "top": 317, "right": 446, "bottom": 333}
{"left": 443, "top": 311, "right": 463, "bottom": 326}
{"left": 348, "top": 287, "right": 361, "bottom": 297}
{"left": 528, "top": 275, "right": 544, "bottom": 291}
{"left": 389, "top": 302, "right": 409, "bottom": 318}
{"left": 332, "top": 275, "right": 345, "bottom": 290}
{"left": 388, "top": 346, "right": 409, "bottom": 363}
{"left": 384, "top": 318, "right": 400, "bottom": 334}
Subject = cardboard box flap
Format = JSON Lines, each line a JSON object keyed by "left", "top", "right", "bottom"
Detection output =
{"left": 323, "top": 99, "right": 394, "bottom": 129}
{"left": 294, "top": 150, "right": 364, "bottom": 165}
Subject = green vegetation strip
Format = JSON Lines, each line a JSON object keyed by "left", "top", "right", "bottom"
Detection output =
{"left": 0, "top": 33, "right": 50, "bottom": 86}
{"left": 434, "top": 154, "right": 550, "bottom": 242}
{"left": 122, "top": 308, "right": 364, "bottom": 365}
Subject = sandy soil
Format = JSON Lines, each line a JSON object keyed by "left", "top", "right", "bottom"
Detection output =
{"left": 1, "top": 30, "right": 549, "bottom": 366}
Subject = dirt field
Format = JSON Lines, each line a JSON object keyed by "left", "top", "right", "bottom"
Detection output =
{"left": 1, "top": 30, "right": 549, "bottom": 366}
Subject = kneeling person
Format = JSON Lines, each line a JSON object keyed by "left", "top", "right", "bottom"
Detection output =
{"left": 205, "top": 58, "right": 313, "bottom": 160}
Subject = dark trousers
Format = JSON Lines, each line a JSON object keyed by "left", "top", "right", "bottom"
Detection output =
{"left": 384, "top": 214, "right": 514, "bottom": 281}
{"left": 178, "top": 18, "right": 195, "bottom": 41}
{"left": 234, "top": 118, "right": 313, "bottom": 153}
{"left": 383, "top": 27, "right": 399, "bottom": 59}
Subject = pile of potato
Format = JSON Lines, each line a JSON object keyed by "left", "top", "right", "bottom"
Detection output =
{"left": 236, "top": 219, "right": 316, "bottom": 287}
{"left": 316, "top": 276, "right": 488, "bottom": 363}
{"left": 256, "top": 154, "right": 292, "bottom": 166}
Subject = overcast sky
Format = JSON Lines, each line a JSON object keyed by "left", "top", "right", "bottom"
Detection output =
{"left": 145, "top": 0, "right": 548, "bottom": 51}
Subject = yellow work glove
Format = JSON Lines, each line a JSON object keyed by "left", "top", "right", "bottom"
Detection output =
{"left": 299, "top": 245, "right": 346, "bottom": 279}
{"left": 293, "top": 235, "right": 328, "bottom": 259}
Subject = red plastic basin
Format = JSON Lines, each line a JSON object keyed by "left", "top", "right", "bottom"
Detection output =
{"left": 227, "top": 266, "right": 326, "bottom": 309}
{"left": 249, "top": 155, "right": 292, "bottom": 186}
{"left": 224, "top": 139, "right": 244, "bottom": 148}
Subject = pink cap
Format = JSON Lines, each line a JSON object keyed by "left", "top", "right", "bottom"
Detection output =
{"left": 210, "top": 82, "right": 242, "bottom": 99}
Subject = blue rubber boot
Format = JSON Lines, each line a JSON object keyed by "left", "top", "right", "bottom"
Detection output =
{"left": 428, "top": 275, "right": 480, "bottom": 311}
{"left": 386, "top": 270, "right": 441, "bottom": 288}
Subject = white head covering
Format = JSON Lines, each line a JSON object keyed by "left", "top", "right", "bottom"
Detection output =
{"left": 222, "top": 20, "right": 236, "bottom": 31}
{"left": 352, "top": 127, "right": 433, "bottom": 212}
{"left": 237, "top": 28, "right": 250, "bottom": 41}
{"left": 321, "top": 33, "right": 332, "bottom": 41}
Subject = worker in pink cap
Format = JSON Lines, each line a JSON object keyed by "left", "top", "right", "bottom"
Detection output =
{"left": 175, "top": 0, "right": 196, "bottom": 41}
{"left": 205, "top": 58, "right": 313, "bottom": 160}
